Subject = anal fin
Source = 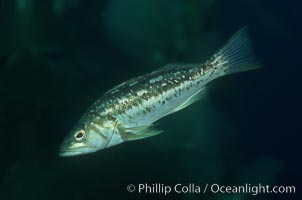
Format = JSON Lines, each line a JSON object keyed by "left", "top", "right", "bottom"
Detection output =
{"left": 167, "top": 87, "right": 207, "bottom": 115}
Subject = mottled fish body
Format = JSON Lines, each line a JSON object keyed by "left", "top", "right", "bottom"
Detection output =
{"left": 93, "top": 63, "right": 211, "bottom": 127}
{"left": 59, "top": 27, "right": 261, "bottom": 156}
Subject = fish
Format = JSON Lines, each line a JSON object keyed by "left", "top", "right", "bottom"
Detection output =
{"left": 59, "top": 27, "right": 261, "bottom": 157}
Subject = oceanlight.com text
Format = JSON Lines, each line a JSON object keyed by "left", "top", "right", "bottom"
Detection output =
{"left": 208, "top": 183, "right": 295, "bottom": 195}
{"left": 126, "top": 183, "right": 296, "bottom": 196}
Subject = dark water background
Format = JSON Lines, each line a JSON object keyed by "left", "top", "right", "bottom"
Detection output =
{"left": 0, "top": 0, "right": 301, "bottom": 199}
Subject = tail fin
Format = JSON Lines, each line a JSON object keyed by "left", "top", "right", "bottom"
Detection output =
{"left": 211, "top": 26, "right": 262, "bottom": 75}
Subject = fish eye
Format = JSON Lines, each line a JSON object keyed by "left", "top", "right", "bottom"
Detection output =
{"left": 74, "top": 130, "right": 86, "bottom": 141}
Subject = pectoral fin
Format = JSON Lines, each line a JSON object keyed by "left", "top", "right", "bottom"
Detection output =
{"left": 120, "top": 124, "right": 162, "bottom": 141}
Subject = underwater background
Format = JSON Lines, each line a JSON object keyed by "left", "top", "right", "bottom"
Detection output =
{"left": 0, "top": 0, "right": 301, "bottom": 199}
